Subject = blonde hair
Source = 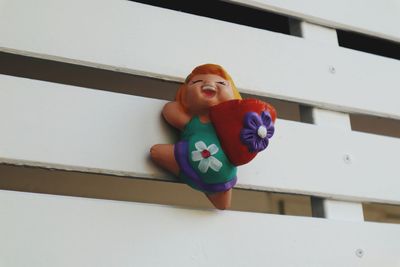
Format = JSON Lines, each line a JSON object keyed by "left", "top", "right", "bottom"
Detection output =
{"left": 175, "top": 64, "right": 242, "bottom": 111}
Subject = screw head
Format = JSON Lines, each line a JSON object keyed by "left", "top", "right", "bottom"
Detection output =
{"left": 356, "top": 249, "right": 364, "bottom": 258}
{"left": 343, "top": 154, "right": 352, "bottom": 164}
{"left": 329, "top": 66, "right": 336, "bottom": 74}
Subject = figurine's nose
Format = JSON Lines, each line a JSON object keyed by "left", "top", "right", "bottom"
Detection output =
{"left": 203, "top": 80, "right": 216, "bottom": 86}
{"left": 202, "top": 81, "right": 216, "bottom": 89}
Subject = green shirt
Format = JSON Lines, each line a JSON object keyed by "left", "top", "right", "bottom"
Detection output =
{"left": 181, "top": 116, "right": 237, "bottom": 185}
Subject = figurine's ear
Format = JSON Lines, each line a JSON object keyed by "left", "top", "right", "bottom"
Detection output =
{"left": 175, "top": 83, "right": 189, "bottom": 112}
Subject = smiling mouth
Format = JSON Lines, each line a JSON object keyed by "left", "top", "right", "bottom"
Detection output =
{"left": 202, "top": 85, "right": 216, "bottom": 98}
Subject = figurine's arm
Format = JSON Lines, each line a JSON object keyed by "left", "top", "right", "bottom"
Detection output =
{"left": 162, "top": 101, "right": 191, "bottom": 131}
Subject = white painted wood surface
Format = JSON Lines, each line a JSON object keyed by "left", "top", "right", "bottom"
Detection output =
{"left": 1, "top": 189, "right": 400, "bottom": 267}
{"left": 291, "top": 21, "right": 339, "bottom": 45}
{"left": 0, "top": 74, "right": 177, "bottom": 180}
{"left": 296, "top": 22, "right": 364, "bottom": 222}
{"left": 1, "top": 74, "right": 400, "bottom": 204}
{"left": 306, "top": 108, "right": 351, "bottom": 130}
{"left": 228, "top": 0, "right": 400, "bottom": 42}
{"left": 1, "top": 0, "right": 400, "bottom": 119}
{"left": 1, "top": 1, "right": 399, "bottom": 266}
{"left": 322, "top": 200, "right": 365, "bottom": 222}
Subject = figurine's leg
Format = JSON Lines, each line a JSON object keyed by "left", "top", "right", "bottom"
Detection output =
{"left": 206, "top": 189, "right": 232, "bottom": 210}
{"left": 150, "top": 144, "right": 180, "bottom": 176}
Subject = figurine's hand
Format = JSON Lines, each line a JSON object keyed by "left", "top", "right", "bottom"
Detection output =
{"left": 162, "top": 101, "right": 191, "bottom": 130}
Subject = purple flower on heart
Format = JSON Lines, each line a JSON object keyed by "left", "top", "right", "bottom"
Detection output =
{"left": 240, "top": 111, "right": 275, "bottom": 152}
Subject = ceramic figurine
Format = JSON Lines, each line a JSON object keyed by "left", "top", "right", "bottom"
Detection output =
{"left": 150, "top": 64, "right": 276, "bottom": 210}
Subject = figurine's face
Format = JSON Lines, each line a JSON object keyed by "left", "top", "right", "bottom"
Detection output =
{"left": 185, "top": 74, "right": 235, "bottom": 115}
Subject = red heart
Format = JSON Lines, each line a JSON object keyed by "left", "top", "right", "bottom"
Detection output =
{"left": 210, "top": 98, "right": 276, "bottom": 166}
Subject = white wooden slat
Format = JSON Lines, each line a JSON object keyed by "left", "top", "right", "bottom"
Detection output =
{"left": 290, "top": 21, "right": 339, "bottom": 46}
{"left": 1, "top": 0, "right": 400, "bottom": 119}
{"left": 1, "top": 74, "right": 400, "bottom": 204}
{"left": 322, "top": 200, "right": 365, "bottom": 222}
{"left": 227, "top": 0, "right": 400, "bottom": 43}
{"left": 0, "top": 75, "right": 177, "bottom": 181}
{"left": 306, "top": 108, "right": 351, "bottom": 130}
{"left": 1, "top": 189, "right": 400, "bottom": 267}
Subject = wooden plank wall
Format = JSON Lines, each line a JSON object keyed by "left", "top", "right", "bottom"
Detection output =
{"left": 1, "top": 0, "right": 400, "bottom": 266}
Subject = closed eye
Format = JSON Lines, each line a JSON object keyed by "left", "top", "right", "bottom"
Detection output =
{"left": 191, "top": 80, "right": 203, "bottom": 84}
{"left": 217, "top": 81, "right": 227, "bottom": 85}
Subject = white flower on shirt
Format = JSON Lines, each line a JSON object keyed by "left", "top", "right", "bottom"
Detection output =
{"left": 191, "top": 141, "right": 222, "bottom": 173}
